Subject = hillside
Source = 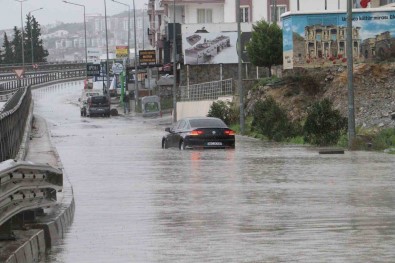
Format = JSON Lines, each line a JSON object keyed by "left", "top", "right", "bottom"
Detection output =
{"left": 246, "top": 63, "right": 395, "bottom": 129}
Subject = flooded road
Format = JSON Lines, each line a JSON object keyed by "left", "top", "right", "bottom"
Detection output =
{"left": 33, "top": 82, "right": 395, "bottom": 263}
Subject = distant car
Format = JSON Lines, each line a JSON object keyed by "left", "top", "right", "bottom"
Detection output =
{"left": 162, "top": 117, "right": 235, "bottom": 150}
{"left": 86, "top": 95, "right": 111, "bottom": 117}
{"left": 79, "top": 89, "right": 101, "bottom": 116}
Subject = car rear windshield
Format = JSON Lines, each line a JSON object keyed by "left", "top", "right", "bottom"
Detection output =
{"left": 90, "top": 96, "right": 108, "bottom": 104}
{"left": 189, "top": 118, "right": 227, "bottom": 128}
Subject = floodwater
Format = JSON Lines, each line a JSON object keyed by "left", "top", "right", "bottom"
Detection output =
{"left": 33, "top": 81, "right": 395, "bottom": 263}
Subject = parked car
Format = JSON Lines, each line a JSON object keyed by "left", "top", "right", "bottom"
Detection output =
{"left": 86, "top": 95, "right": 111, "bottom": 117}
{"left": 162, "top": 117, "right": 235, "bottom": 150}
{"left": 79, "top": 89, "right": 101, "bottom": 116}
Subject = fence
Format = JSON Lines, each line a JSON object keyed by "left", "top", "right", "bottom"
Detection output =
{"left": 0, "top": 69, "right": 85, "bottom": 93}
{"left": 0, "top": 86, "right": 32, "bottom": 162}
{"left": 179, "top": 78, "right": 233, "bottom": 102}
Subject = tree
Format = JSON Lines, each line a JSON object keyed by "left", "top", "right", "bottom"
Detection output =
{"left": 25, "top": 14, "right": 48, "bottom": 63}
{"left": 11, "top": 26, "right": 22, "bottom": 64}
{"left": 246, "top": 20, "right": 282, "bottom": 77}
{"left": 2, "top": 33, "right": 14, "bottom": 64}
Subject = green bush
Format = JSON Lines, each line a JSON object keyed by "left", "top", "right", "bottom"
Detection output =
{"left": 372, "top": 128, "right": 395, "bottom": 150}
{"left": 303, "top": 99, "right": 347, "bottom": 146}
{"left": 251, "top": 96, "right": 296, "bottom": 142}
{"left": 207, "top": 100, "right": 236, "bottom": 125}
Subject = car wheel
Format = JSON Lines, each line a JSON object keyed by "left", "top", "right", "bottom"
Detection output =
{"left": 179, "top": 140, "right": 186, "bottom": 150}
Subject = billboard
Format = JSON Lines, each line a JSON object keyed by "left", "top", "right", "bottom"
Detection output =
{"left": 139, "top": 50, "right": 156, "bottom": 63}
{"left": 116, "top": 46, "right": 128, "bottom": 59}
{"left": 282, "top": 9, "right": 395, "bottom": 69}
{"left": 183, "top": 32, "right": 239, "bottom": 65}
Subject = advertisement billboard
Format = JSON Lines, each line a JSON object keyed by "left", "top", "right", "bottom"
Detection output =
{"left": 116, "top": 46, "right": 128, "bottom": 59}
{"left": 183, "top": 32, "right": 239, "bottom": 65}
{"left": 282, "top": 8, "right": 395, "bottom": 69}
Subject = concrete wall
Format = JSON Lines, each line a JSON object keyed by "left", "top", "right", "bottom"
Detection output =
{"left": 176, "top": 96, "right": 233, "bottom": 121}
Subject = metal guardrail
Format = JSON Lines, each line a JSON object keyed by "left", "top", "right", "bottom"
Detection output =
{"left": 0, "top": 86, "right": 32, "bottom": 162}
{"left": 0, "top": 69, "right": 85, "bottom": 94}
{"left": 0, "top": 62, "right": 85, "bottom": 74}
{"left": 0, "top": 159, "right": 63, "bottom": 226}
{"left": 179, "top": 78, "right": 233, "bottom": 101}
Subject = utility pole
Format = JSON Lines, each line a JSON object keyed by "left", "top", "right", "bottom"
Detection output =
{"left": 346, "top": 0, "right": 356, "bottom": 147}
{"left": 236, "top": 0, "right": 244, "bottom": 134}
{"left": 172, "top": 0, "right": 177, "bottom": 122}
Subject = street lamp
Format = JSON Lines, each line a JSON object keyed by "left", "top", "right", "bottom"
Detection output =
{"left": 104, "top": 0, "right": 111, "bottom": 95}
{"left": 62, "top": 1, "right": 88, "bottom": 69}
{"left": 132, "top": 0, "right": 139, "bottom": 107}
{"left": 111, "top": 0, "right": 130, "bottom": 61}
{"left": 15, "top": 0, "right": 28, "bottom": 68}
{"left": 28, "top": 7, "right": 43, "bottom": 66}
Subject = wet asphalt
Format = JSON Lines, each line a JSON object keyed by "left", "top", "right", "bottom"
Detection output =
{"left": 32, "top": 81, "right": 395, "bottom": 263}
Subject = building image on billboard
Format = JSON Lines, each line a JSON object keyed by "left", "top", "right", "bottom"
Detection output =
{"left": 282, "top": 8, "right": 395, "bottom": 69}
{"left": 183, "top": 32, "right": 238, "bottom": 65}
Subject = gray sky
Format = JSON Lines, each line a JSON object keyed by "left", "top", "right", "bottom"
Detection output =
{"left": 0, "top": 0, "right": 147, "bottom": 30}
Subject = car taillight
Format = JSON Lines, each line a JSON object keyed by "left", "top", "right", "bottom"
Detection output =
{"left": 190, "top": 130, "right": 204, "bottom": 136}
{"left": 224, "top": 130, "right": 235, "bottom": 136}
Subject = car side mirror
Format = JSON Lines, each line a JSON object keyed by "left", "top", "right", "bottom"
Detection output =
{"left": 165, "top": 127, "right": 171, "bottom": 133}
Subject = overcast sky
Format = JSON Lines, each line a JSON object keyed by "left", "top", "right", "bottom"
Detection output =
{"left": 0, "top": 0, "right": 147, "bottom": 30}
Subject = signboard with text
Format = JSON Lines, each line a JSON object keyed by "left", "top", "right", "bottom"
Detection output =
{"left": 86, "top": 64, "right": 101, "bottom": 77}
{"left": 116, "top": 46, "right": 129, "bottom": 59}
{"left": 139, "top": 50, "right": 156, "bottom": 63}
{"left": 282, "top": 9, "right": 395, "bottom": 69}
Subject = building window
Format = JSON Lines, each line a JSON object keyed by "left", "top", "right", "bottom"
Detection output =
{"left": 240, "top": 6, "right": 250, "bottom": 22}
{"left": 271, "top": 5, "right": 287, "bottom": 22}
{"left": 197, "top": 9, "right": 213, "bottom": 23}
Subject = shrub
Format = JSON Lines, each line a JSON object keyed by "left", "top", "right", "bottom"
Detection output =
{"left": 251, "top": 96, "right": 296, "bottom": 142}
{"left": 303, "top": 99, "right": 347, "bottom": 146}
{"left": 372, "top": 128, "right": 395, "bottom": 150}
{"left": 207, "top": 100, "right": 235, "bottom": 125}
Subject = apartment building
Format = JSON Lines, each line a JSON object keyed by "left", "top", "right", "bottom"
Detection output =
{"left": 147, "top": 0, "right": 291, "bottom": 64}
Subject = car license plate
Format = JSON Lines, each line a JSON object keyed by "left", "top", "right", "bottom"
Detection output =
{"left": 207, "top": 142, "right": 222, "bottom": 146}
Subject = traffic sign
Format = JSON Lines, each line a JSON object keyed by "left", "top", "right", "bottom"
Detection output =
{"left": 112, "top": 63, "right": 124, "bottom": 74}
{"left": 14, "top": 69, "right": 25, "bottom": 79}
{"left": 86, "top": 64, "right": 101, "bottom": 77}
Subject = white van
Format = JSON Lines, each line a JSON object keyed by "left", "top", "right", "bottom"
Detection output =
{"left": 79, "top": 89, "right": 102, "bottom": 116}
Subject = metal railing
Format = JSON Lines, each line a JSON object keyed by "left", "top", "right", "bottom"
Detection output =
{"left": 179, "top": 78, "right": 233, "bottom": 101}
{"left": 0, "top": 86, "right": 32, "bottom": 162}
{"left": 0, "top": 69, "right": 85, "bottom": 93}
{"left": 0, "top": 62, "right": 85, "bottom": 74}
{"left": 0, "top": 159, "right": 63, "bottom": 226}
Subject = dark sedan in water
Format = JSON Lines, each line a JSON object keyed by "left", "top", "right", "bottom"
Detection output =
{"left": 162, "top": 117, "right": 235, "bottom": 150}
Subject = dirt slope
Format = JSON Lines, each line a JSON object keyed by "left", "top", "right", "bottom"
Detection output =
{"left": 246, "top": 63, "right": 395, "bottom": 128}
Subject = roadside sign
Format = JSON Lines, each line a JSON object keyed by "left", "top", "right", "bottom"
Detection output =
{"left": 139, "top": 50, "right": 156, "bottom": 64}
{"left": 112, "top": 63, "right": 124, "bottom": 74}
{"left": 14, "top": 69, "right": 25, "bottom": 79}
{"left": 86, "top": 64, "right": 101, "bottom": 77}
{"left": 116, "top": 46, "right": 128, "bottom": 59}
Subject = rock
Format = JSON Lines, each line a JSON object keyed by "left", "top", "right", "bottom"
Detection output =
{"left": 378, "top": 122, "right": 385, "bottom": 127}
{"left": 391, "top": 112, "right": 395, "bottom": 120}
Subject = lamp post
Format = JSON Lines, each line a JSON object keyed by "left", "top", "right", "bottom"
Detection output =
{"left": 111, "top": 0, "right": 130, "bottom": 60}
{"left": 28, "top": 7, "right": 43, "bottom": 66}
{"left": 133, "top": 0, "right": 139, "bottom": 108}
{"left": 172, "top": 0, "right": 177, "bottom": 122}
{"left": 104, "top": 0, "right": 111, "bottom": 95}
{"left": 15, "top": 0, "right": 28, "bottom": 68}
{"left": 63, "top": 1, "right": 87, "bottom": 71}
